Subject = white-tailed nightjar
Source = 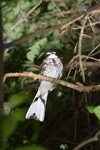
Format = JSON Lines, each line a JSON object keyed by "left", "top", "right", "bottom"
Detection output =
{"left": 25, "top": 52, "right": 63, "bottom": 122}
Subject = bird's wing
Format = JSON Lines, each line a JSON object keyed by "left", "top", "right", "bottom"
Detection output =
{"left": 40, "top": 62, "right": 49, "bottom": 76}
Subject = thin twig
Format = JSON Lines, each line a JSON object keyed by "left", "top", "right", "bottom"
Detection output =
{"left": 52, "top": 10, "right": 75, "bottom": 16}
{"left": 73, "top": 69, "right": 78, "bottom": 81}
{"left": 82, "top": 55, "right": 100, "bottom": 61}
{"left": 88, "top": 43, "right": 100, "bottom": 57}
{"left": 51, "top": 0, "right": 64, "bottom": 17}
{"left": 25, "top": 0, "right": 42, "bottom": 18}
{"left": 72, "top": 130, "right": 100, "bottom": 150}
{"left": 3, "top": 0, "right": 43, "bottom": 39}
{"left": 25, "top": 63, "right": 41, "bottom": 69}
{"left": 66, "top": 63, "right": 73, "bottom": 80}
{"left": 65, "top": 61, "right": 100, "bottom": 70}
{"left": 3, "top": 48, "right": 8, "bottom": 60}
{"left": 74, "top": 43, "right": 78, "bottom": 53}
{"left": 19, "top": 1, "right": 23, "bottom": 16}
{"left": 90, "top": 50, "right": 100, "bottom": 57}
{"left": 78, "top": 15, "right": 88, "bottom": 82}
{"left": 88, "top": 16, "right": 95, "bottom": 33}
{"left": 61, "top": 14, "right": 85, "bottom": 30}
{"left": 86, "top": 21, "right": 100, "bottom": 27}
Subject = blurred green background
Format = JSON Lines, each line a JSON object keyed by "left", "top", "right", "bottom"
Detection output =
{"left": 1, "top": 0, "right": 100, "bottom": 150}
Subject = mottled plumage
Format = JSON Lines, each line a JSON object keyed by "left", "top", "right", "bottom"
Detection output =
{"left": 25, "top": 52, "right": 63, "bottom": 122}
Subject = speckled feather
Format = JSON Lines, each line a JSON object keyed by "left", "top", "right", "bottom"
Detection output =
{"left": 25, "top": 52, "right": 63, "bottom": 122}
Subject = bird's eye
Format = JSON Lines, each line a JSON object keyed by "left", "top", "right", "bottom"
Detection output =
{"left": 45, "top": 53, "right": 50, "bottom": 57}
{"left": 45, "top": 54, "right": 49, "bottom": 57}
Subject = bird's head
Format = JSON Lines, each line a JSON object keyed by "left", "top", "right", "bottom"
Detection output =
{"left": 45, "top": 52, "right": 57, "bottom": 59}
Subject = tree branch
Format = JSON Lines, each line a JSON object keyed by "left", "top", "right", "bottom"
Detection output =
{"left": 3, "top": 0, "right": 43, "bottom": 39}
{"left": 65, "top": 61, "right": 100, "bottom": 70}
{"left": 4, "top": 25, "right": 61, "bottom": 48}
{"left": 3, "top": 72, "right": 100, "bottom": 93}
{"left": 72, "top": 130, "right": 100, "bottom": 150}
{"left": 78, "top": 15, "right": 88, "bottom": 82}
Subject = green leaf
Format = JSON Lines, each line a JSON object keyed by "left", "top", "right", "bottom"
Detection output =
{"left": 44, "top": 14, "right": 52, "bottom": 20}
{"left": 13, "top": 2, "right": 20, "bottom": 16}
{"left": 14, "top": 146, "right": 46, "bottom": 150}
{"left": 4, "top": 84, "right": 11, "bottom": 94}
{"left": 77, "top": 0, "right": 85, "bottom": 4}
{"left": 23, "top": 140, "right": 29, "bottom": 144}
{"left": 2, "top": 115, "right": 18, "bottom": 138}
{"left": 47, "top": 2, "right": 54, "bottom": 10}
{"left": 94, "top": 106, "right": 100, "bottom": 120}
{"left": 22, "top": 1, "right": 32, "bottom": 10}
{"left": 26, "top": 66, "right": 39, "bottom": 72}
{"left": 26, "top": 50, "right": 37, "bottom": 63}
{"left": 26, "top": 38, "right": 47, "bottom": 63}
{"left": 11, "top": 108, "right": 27, "bottom": 121}
{"left": 87, "top": 106, "right": 100, "bottom": 120}
{"left": 98, "top": 120, "right": 100, "bottom": 125}
{"left": 4, "top": 22, "right": 12, "bottom": 31}
{"left": 26, "top": 45, "right": 40, "bottom": 63}
{"left": 2, "top": 108, "right": 27, "bottom": 138}
{"left": 87, "top": 106, "right": 94, "bottom": 114}
{"left": 8, "top": 92, "right": 30, "bottom": 109}
{"left": 46, "top": 40, "right": 60, "bottom": 50}
{"left": 31, "top": 121, "right": 39, "bottom": 142}
{"left": 53, "top": 29, "right": 60, "bottom": 38}
{"left": 37, "top": 38, "right": 47, "bottom": 48}
{"left": 28, "top": 25, "right": 37, "bottom": 33}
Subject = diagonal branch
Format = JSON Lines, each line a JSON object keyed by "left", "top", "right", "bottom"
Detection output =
{"left": 4, "top": 25, "right": 62, "bottom": 48}
{"left": 73, "top": 130, "right": 100, "bottom": 150}
{"left": 3, "top": 72, "right": 100, "bottom": 93}
{"left": 3, "top": 0, "right": 43, "bottom": 39}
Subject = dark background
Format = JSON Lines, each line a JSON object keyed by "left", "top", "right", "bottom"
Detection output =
{"left": 0, "top": 0, "right": 100, "bottom": 150}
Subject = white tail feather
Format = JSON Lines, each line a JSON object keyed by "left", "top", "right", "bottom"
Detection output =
{"left": 25, "top": 90, "right": 48, "bottom": 122}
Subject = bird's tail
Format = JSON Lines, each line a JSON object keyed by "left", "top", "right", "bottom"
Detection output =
{"left": 25, "top": 90, "right": 48, "bottom": 122}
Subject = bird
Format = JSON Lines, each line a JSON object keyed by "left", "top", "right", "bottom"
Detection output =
{"left": 25, "top": 52, "right": 63, "bottom": 122}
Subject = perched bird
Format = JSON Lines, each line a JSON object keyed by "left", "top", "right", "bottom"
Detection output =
{"left": 25, "top": 52, "right": 63, "bottom": 122}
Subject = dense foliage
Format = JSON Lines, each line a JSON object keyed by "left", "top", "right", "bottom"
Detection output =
{"left": 1, "top": 0, "right": 100, "bottom": 150}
